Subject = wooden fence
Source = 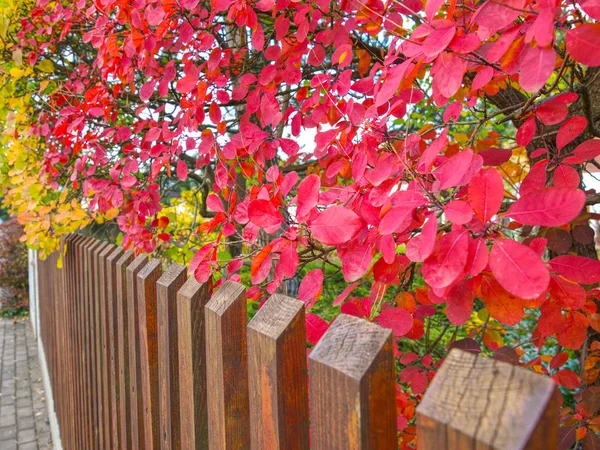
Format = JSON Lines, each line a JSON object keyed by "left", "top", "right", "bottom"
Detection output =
{"left": 36, "top": 234, "right": 561, "bottom": 450}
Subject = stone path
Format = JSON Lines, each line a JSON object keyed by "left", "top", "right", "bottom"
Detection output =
{"left": 0, "top": 320, "right": 52, "bottom": 450}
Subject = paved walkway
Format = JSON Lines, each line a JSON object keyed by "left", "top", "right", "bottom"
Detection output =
{"left": 0, "top": 320, "right": 52, "bottom": 450}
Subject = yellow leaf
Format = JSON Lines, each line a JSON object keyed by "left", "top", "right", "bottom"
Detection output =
{"left": 9, "top": 67, "right": 23, "bottom": 79}
{"left": 37, "top": 60, "right": 54, "bottom": 73}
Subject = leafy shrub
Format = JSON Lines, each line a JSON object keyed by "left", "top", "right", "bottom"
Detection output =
{"left": 0, "top": 219, "right": 29, "bottom": 317}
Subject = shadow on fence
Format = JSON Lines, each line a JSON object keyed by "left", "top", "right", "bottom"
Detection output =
{"left": 36, "top": 234, "right": 560, "bottom": 450}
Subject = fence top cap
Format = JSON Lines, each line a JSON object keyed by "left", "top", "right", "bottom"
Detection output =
{"left": 309, "top": 313, "right": 392, "bottom": 381}
{"left": 157, "top": 263, "right": 186, "bottom": 287}
{"left": 205, "top": 280, "right": 245, "bottom": 316}
{"left": 247, "top": 294, "right": 304, "bottom": 340}
{"left": 417, "top": 348, "right": 557, "bottom": 450}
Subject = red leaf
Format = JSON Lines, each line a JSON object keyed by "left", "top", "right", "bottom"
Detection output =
{"left": 557, "top": 116, "right": 588, "bottom": 150}
{"left": 296, "top": 174, "right": 319, "bottom": 221}
{"left": 553, "top": 164, "right": 580, "bottom": 189}
{"left": 481, "top": 273, "right": 526, "bottom": 326}
{"left": 375, "top": 307, "right": 414, "bottom": 338}
{"left": 425, "top": 0, "right": 445, "bottom": 21}
{"left": 206, "top": 194, "right": 224, "bottom": 213}
{"left": 176, "top": 76, "right": 197, "bottom": 94}
{"left": 550, "top": 352, "right": 569, "bottom": 370}
{"left": 506, "top": 188, "right": 585, "bottom": 226}
{"left": 466, "top": 237, "right": 489, "bottom": 277}
{"left": 549, "top": 275, "right": 586, "bottom": 309}
{"left": 444, "top": 200, "right": 473, "bottom": 225}
{"left": 479, "top": 148, "right": 512, "bottom": 166}
{"left": 434, "top": 148, "right": 474, "bottom": 189}
{"left": 333, "top": 282, "right": 360, "bottom": 307}
{"left": 305, "top": 313, "right": 328, "bottom": 345}
{"left": 536, "top": 100, "right": 569, "bottom": 125}
{"left": 309, "top": 206, "right": 362, "bottom": 245}
{"left": 373, "top": 256, "right": 402, "bottom": 284}
{"left": 473, "top": 0, "right": 524, "bottom": 29}
{"left": 516, "top": 117, "right": 536, "bottom": 146}
{"left": 251, "top": 248, "right": 273, "bottom": 284}
{"left": 248, "top": 199, "right": 284, "bottom": 229}
{"left": 520, "top": 160, "right": 548, "bottom": 195}
{"left": 489, "top": 239, "right": 550, "bottom": 300}
{"left": 572, "top": 139, "right": 600, "bottom": 163}
{"left": 446, "top": 280, "right": 473, "bottom": 326}
{"left": 581, "top": 0, "right": 600, "bottom": 20}
{"left": 375, "top": 59, "right": 413, "bottom": 107}
{"left": 422, "top": 25, "right": 456, "bottom": 57}
{"left": 176, "top": 159, "right": 188, "bottom": 181}
{"left": 298, "top": 269, "right": 323, "bottom": 308}
{"left": 468, "top": 168, "right": 504, "bottom": 222}
{"left": 422, "top": 230, "right": 469, "bottom": 289}
{"left": 338, "top": 242, "right": 373, "bottom": 282}
{"left": 519, "top": 45, "right": 555, "bottom": 93}
{"left": 431, "top": 52, "right": 466, "bottom": 98}
{"left": 549, "top": 255, "right": 600, "bottom": 284}
{"left": 139, "top": 79, "right": 157, "bottom": 101}
{"left": 276, "top": 245, "right": 299, "bottom": 279}
{"left": 417, "top": 127, "right": 448, "bottom": 174}
{"left": 556, "top": 369, "right": 581, "bottom": 389}
{"left": 405, "top": 213, "right": 437, "bottom": 262}
{"left": 472, "top": 66, "right": 494, "bottom": 91}
{"left": 379, "top": 206, "right": 414, "bottom": 235}
{"left": 567, "top": 23, "right": 600, "bottom": 67}
{"left": 557, "top": 311, "right": 588, "bottom": 350}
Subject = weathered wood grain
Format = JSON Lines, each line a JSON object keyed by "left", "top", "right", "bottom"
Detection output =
{"left": 309, "top": 313, "right": 397, "bottom": 450}
{"left": 106, "top": 246, "right": 125, "bottom": 450}
{"left": 205, "top": 280, "right": 250, "bottom": 450}
{"left": 98, "top": 243, "right": 115, "bottom": 450}
{"left": 116, "top": 250, "right": 134, "bottom": 450}
{"left": 157, "top": 263, "right": 187, "bottom": 450}
{"left": 126, "top": 254, "right": 150, "bottom": 450}
{"left": 247, "top": 294, "right": 309, "bottom": 450}
{"left": 416, "top": 349, "right": 560, "bottom": 450}
{"left": 177, "top": 277, "right": 211, "bottom": 450}
{"left": 138, "top": 259, "right": 162, "bottom": 450}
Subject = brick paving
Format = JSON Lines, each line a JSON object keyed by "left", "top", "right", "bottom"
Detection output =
{"left": 0, "top": 320, "right": 52, "bottom": 450}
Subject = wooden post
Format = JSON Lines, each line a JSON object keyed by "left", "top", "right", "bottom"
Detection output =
{"left": 126, "top": 255, "right": 150, "bottom": 450}
{"left": 309, "top": 314, "right": 397, "bottom": 450}
{"left": 116, "top": 250, "right": 134, "bottom": 450}
{"left": 247, "top": 294, "right": 309, "bottom": 450}
{"left": 75, "top": 236, "right": 90, "bottom": 449}
{"left": 99, "top": 243, "right": 115, "bottom": 450}
{"left": 177, "top": 277, "right": 211, "bottom": 450}
{"left": 138, "top": 259, "right": 162, "bottom": 450}
{"left": 205, "top": 280, "right": 250, "bottom": 450}
{"left": 416, "top": 349, "right": 560, "bottom": 450}
{"left": 88, "top": 239, "right": 107, "bottom": 449}
{"left": 106, "top": 246, "right": 125, "bottom": 450}
{"left": 157, "top": 264, "right": 187, "bottom": 450}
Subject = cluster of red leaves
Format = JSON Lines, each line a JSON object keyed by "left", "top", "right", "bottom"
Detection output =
{"left": 13, "top": 0, "right": 600, "bottom": 444}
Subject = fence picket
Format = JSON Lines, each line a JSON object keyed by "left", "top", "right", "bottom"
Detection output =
{"left": 247, "top": 294, "right": 309, "bottom": 450}
{"left": 98, "top": 244, "right": 115, "bottom": 450}
{"left": 416, "top": 349, "right": 560, "bottom": 449}
{"left": 177, "top": 276, "right": 211, "bottom": 450}
{"left": 309, "top": 313, "right": 397, "bottom": 450}
{"left": 157, "top": 264, "right": 187, "bottom": 450}
{"left": 126, "top": 254, "right": 149, "bottom": 450}
{"left": 106, "top": 247, "right": 125, "bottom": 450}
{"left": 205, "top": 280, "right": 250, "bottom": 450}
{"left": 116, "top": 250, "right": 134, "bottom": 450}
{"left": 137, "top": 259, "right": 162, "bottom": 450}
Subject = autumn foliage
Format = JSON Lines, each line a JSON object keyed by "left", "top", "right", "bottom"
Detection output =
{"left": 3, "top": 0, "right": 600, "bottom": 445}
